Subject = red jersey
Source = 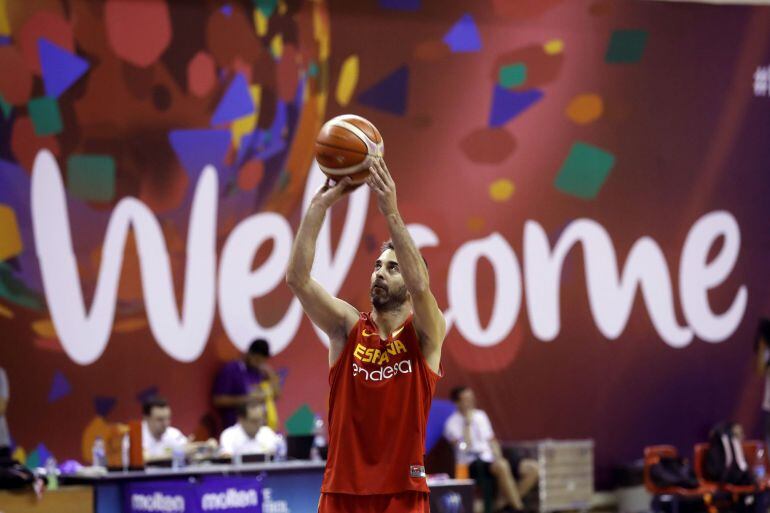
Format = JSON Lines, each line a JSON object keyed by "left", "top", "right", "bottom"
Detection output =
{"left": 321, "top": 312, "right": 442, "bottom": 495}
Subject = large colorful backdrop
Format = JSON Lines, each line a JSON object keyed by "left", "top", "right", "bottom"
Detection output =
{"left": 1, "top": 0, "right": 770, "bottom": 485}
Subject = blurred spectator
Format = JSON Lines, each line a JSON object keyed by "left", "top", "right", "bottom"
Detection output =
{"left": 219, "top": 401, "right": 279, "bottom": 457}
{"left": 142, "top": 396, "right": 188, "bottom": 461}
{"left": 755, "top": 318, "right": 770, "bottom": 448}
{"left": 445, "top": 386, "right": 539, "bottom": 512}
{"left": 0, "top": 367, "right": 10, "bottom": 459}
{"left": 213, "top": 339, "right": 281, "bottom": 431}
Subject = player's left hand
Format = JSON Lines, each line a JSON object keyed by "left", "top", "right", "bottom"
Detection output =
{"left": 366, "top": 157, "right": 398, "bottom": 216}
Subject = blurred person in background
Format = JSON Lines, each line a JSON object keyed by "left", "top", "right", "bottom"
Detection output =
{"left": 445, "top": 386, "right": 539, "bottom": 513}
{"left": 219, "top": 401, "right": 279, "bottom": 457}
{"left": 142, "top": 396, "right": 188, "bottom": 461}
{"left": 755, "top": 318, "right": 770, "bottom": 449}
{"left": 142, "top": 396, "right": 217, "bottom": 462}
{"left": 212, "top": 339, "right": 281, "bottom": 431}
{"left": 0, "top": 367, "right": 10, "bottom": 460}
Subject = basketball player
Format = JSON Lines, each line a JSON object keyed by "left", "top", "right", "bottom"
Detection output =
{"left": 286, "top": 157, "right": 446, "bottom": 513}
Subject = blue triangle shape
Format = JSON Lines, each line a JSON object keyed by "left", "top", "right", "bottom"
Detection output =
{"left": 169, "top": 129, "right": 231, "bottom": 180}
{"left": 443, "top": 14, "right": 482, "bottom": 53}
{"left": 94, "top": 396, "right": 117, "bottom": 417}
{"left": 488, "top": 86, "right": 543, "bottom": 127}
{"left": 38, "top": 39, "right": 90, "bottom": 98}
{"left": 358, "top": 66, "right": 409, "bottom": 116}
{"left": 211, "top": 74, "right": 254, "bottom": 125}
{"left": 36, "top": 443, "right": 53, "bottom": 465}
{"left": 48, "top": 371, "right": 71, "bottom": 403}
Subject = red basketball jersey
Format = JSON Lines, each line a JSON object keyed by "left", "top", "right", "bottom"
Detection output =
{"left": 321, "top": 312, "right": 442, "bottom": 495}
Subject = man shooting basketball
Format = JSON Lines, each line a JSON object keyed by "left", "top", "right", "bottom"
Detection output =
{"left": 286, "top": 157, "right": 446, "bottom": 513}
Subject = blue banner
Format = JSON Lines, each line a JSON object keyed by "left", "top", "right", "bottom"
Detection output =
{"left": 124, "top": 477, "right": 263, "bottom": 513}
{"left": 261, "top": 469, "right": 323, "bottom": 513}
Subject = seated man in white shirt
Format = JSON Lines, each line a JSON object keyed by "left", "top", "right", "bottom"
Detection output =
{"left": 219, "top": 401, "right": 279, "bottom": 457}
{"left": 142, "top": 396, "right": 189, "bottom": 461}
{"left": 444, "top": 386, "right": 539, "bottom": 513}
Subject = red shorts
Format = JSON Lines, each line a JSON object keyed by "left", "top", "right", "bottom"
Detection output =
{"left": 318, "top": 492, "right": 430, "bottom": 513}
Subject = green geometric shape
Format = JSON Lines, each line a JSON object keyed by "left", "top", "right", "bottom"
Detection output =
{"left": 285, "top": 404, "right": 316, "bottom": 436}
{"left": 605, "top": 30, "right": 648, "bottom": 64}
{"left": 0, "top": 263, "right": 45, "bottom": 310}
{"left": 28, "top": 96, "right": 63, "bottom": 136}
{"left": 554, "top": 142, "right": 615, "bottom": 199}
{"left": 308, "top": 62, "right": 319, "bottom": 77}
{"left": 254, "top": 0, "right": 278, "bottom": 17}
{"left": 499, "top": 63, "right": 527, "bottom": 88}
{"left": 26, "top": 448, "right": 41, "bottom": 469}
{"left": 0, "top": 95, "right": 11, "bottom": 119}
{"left": 66, "top": 155, "right": 116, "bottom": 202}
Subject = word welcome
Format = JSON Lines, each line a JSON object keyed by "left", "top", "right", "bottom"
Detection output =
{"left": 30, "top": 150, "right": 747, "bottom": 365}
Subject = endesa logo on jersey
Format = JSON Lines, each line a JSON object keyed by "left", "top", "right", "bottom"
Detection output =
{"left": 352, "top": 360, "right": 413, "bottom": 382}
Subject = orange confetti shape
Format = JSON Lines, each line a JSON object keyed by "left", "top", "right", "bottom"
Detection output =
{"left": 566, "top": 93, "right": 604, "bottom": 124}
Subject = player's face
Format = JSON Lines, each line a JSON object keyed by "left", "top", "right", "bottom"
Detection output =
{"left": 370, "top": 249, "right": 408, "bottom": 312}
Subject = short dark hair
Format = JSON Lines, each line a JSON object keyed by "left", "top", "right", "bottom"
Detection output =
{"left": 248, "top": 338, "right": 270, "bottom": 357}
{"left": 237, "top": 400, "right": 262, "bottom": 419}
{"left": 142, "top": 396, "right": 169, "bottom": 416}
{"left": 380, "top": 240, "right": 428, "bottom": 270}
{"left": 449, "top": 386, "right": 469, "bottom": 403}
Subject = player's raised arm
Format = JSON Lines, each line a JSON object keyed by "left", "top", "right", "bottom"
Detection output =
{"left": 286, "top": 177, "right": 360, "bottom": 365}
{"left": 366, "top": 158, "right": 446, "bottom": 371}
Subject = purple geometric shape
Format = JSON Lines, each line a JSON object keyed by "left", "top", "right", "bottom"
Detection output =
{"left": 38, "top": 38, "right": 90, "bottom": 98}
{"left": 0, "top": 36, "right": 10, "bottom": 46}
{"left": 378, "top": 0, "right": 420, "bottom": 10}
{"left": 169, "top": 129, "right": 231, "bottom": 180}
{"left": 443, "top": 14, "right": 482, "bottom": 53}
{"left": 358, "top": 66, "right": 409, "bottom": 116}
{"left": 220, "top": 4, "right": 233, "bottom": 16}
{"left": 137, "top": 386, "right": 159, "bottom": 404}
{"left": 35, "top": 443, "right": 53, "bottom": 466}
{"left": 48, "top": 371, "right": 72, "bottom": 403}
{"left": 211, "top": 74, "right": 254, "bottom": 125}
{"left": 488, "top": 86, "right": 543, "bottom": 127}
{"left": 94, "top": 396, "right": 117, "bottom": 417}
{"left": 277, "top": 367, "right": 289, "bottom": 387}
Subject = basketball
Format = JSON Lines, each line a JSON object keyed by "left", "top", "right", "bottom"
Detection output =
{"left": 315, "top": 114, "right": 384, "bottom": 185}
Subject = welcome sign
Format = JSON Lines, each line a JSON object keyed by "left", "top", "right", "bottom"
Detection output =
{"left": 3, "top": 0, "right": 770, "bottom": 484}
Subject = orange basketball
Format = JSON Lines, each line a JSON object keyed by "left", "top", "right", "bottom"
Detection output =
{"left": 315, "top": 114, "right": 384, "bottom": 185}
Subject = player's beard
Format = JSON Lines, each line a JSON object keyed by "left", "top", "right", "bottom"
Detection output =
{"left": 370, "top": 281, "right": 408, "bottom": 312}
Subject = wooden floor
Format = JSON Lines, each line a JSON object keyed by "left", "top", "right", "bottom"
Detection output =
{"left": 0, "top": 486, "right": 92, "bottom": 513}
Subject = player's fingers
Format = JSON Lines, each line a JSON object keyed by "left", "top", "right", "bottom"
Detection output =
{"left": 371, "top": 158, "right": 385, "bottom": 178}
{"left": 365, "top": 175, "right": 379, "bottom": 192}
{"left": 369, "top": 167, "right": 387, "bottom": 191}
{"left": 379, "top": 159, "right": 395, "bottom": 187}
